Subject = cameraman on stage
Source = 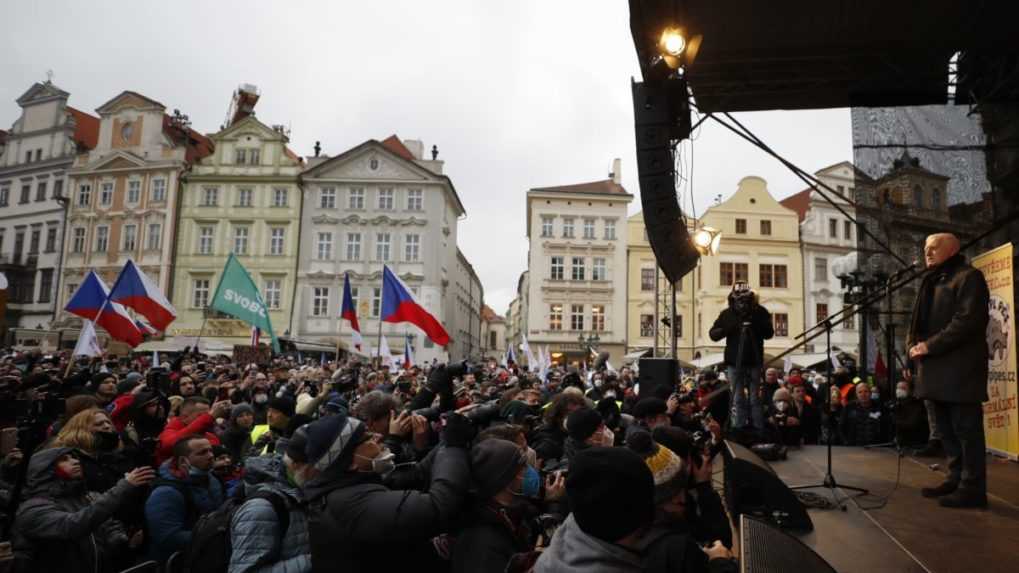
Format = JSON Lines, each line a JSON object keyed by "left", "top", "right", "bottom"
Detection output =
{"left": 709, "top": 281, "right": 774, "bottom": 433}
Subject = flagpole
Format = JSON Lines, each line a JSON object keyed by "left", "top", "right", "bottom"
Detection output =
{"left": 336, "top": 274, "right": 344, "bottom": 363}
{"left": 376, "top": 266, "right": 385, "bottom": 363}
{"left": 194, "top": 310, "right": 209, "bottom": 353}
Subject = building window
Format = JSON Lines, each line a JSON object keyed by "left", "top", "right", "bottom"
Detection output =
{"left": 562, "top": 218, "right": 574, "bottom": 238}
{"left": 541, "top": 217, "right": 554, "bottom": 238}
{"left": 273, "top": 188, "right": 288, "bottom": 207}
{"left": 571, "top": 257, "right": 585, "bottom": 281}
{"left": 375, "top": 233, "right": 391, "bottom": 261}
{"left": 147, "top": 223, "right": 162, "bottom": 250}
{"left": 98, "top": 183, "right": 113, "bottom": 206}
{"left": 760, "top": 264, "right": 774, "bottom": 287}
{"left": 29, "top": 229, "right": 40, "bottom": 254}
{"left": 592, "top": 258, "right": 606, "bottom": 281}
{"left": 583, "top": 219, "right": 596, "bottom": 239}
{"left": 38, "top": 269, "right": 53, "bottom": 303}
{"left": 346, "top": 233, "right": 362, "bottom": 260}
{"left": 249, "top": 148, "right": 260, "bottom": 165}
{"left": 45, "top": 227, "right": 57, "bottom": 252}
{"left": 829, "top": 219, "right": 838, "bottom": 238}
{"left": 235, "top": 148, "right": 246, "bottom": 164}
{"left": 312, "top": 287, "right": 329, "bottom": 316}
{"left": 735, "top": 219, "right": 747, "bottom": 234}
{"left": 843, "top": 305, "right": 855, "bottom": 329}
{"left": 640, "top": 314, "right": 654, "bottom": 337}
{"left": 913, "top": 185, "right": 924, "bottom": 208}
{"left": 774, "top": 313, "right": 789, "bottom": 337}
{"left": 549, "top": 304, "right": 563, "bottom": 331}
{"left": 0, "top": 186, "right": 9, "bottom": 206}
{"left": 122, "top": 225, "right": 137, "bottom": 252}
{"left": 550, "top": 256, "right": 564, "bottom": 280}
{"left": 320, "top": 187, "right": 336, "bottom": 209}
{"left": 72, "top": 228, "right": 86, "bottom": 253}
{"left": 349, "top": 188, "right": 364, "bottom": 209}
{"left": 720, "top": 262, "right": 748, "bottom": 286}
{"left": 35, "top": 181, "right": 47, "bottom": 202}
{"left": 773, "top": 264, "right": 787, "bottom": 288}
{"left": 931, "top": 189, "right": 941, "bottom": 210}
{"left": 264, "top": 279, "right": 282, "bottom": 310}
{"left": 95, "top": 226, "right": 109, "bottom": 252}
{"left": 760, "top": 220, "right": 771, "bottom": 235}
{"left": 53, "top": 180, "right": 63, "bottom": 199}
{"left": 592, "top": 305, "right": 605, "bottom": 331}
{"left": 13, "top": 232, "right": 23, "bottom": 261}
{"left": 269, "top": 228, "right": 285, "bottom": 255}
{"left": 641, "top": 268, "right": 655, "bottom": 291}
{"left": 192, "top": 279, "right": 210, "bottom": 308}
{"left": 404, "top": 234, "right": 420, "bottom": 262}
{"left": 127, "top": 180, "right": 140, "bottom": 204}
{"left": 317, "top": 232, "right": 333, "bottom": 260}
{"left": 233, "top": 226, "right": 249, "bottom": 255}
{"left": 570, "top": 304, "right": 584, "bottom": 331}
{"left": 198, "top": 226, "right": 214, "bottom": 254}
{"left": 151, "top": 179, "right": 166, "bottom": 202}
{"left": 843, "top": 220, "right": 852, "bottom": 240}
{"left": 201, "top": 187, "right": 219, "bottom": 207}
{"left": 407, "top": 189, "right": 423, "bottom": 211}
{"left": 372, "top": 287, "right": 382, "bottom": 317}
{"left": 77, "top": 184, "right": 91, "bottom": 207}
{"left": 20, "top": 184, "right": 30, "bottom": 204}
{"left": 378, "top": 188, "right": 394, "bottom": 210}
{"left": 815, "top": 257, "right": 828, "bottom": 282}
{"left": 605, "top": 219, "right": 616, "bottom": 240}
{"left": 238, "top": 188, "right": 253, "bottom": 207}
{"left": 348, "top": 287, "right": 360, "bottom": 313}
{"left": 817, "top": 303, "right": 829, "bottom": 322}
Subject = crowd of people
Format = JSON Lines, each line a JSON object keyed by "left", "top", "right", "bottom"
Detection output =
{"left": 0, "top": 343, "right": 934, "bottom": 573}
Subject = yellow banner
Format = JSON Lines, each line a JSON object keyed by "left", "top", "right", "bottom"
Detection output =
{"left": 973, "top": 243, "right": 1019, "bottom": 459}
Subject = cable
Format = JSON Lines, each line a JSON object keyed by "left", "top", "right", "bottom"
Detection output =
{"left": 794, "top": 490, "right": 839, "bottom": 510}
{"left": 853, "top": 449, "right": 905, "bottom": 511}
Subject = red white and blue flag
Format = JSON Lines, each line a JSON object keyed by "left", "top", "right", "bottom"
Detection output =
{"left": 381, "top": 266, "right": 450, "bottom": 346}
{"left": 65, "top": 271, "right": 143, "bottom": 347}
{"left": 134, "top": 319, "right": 157, "bottom": 337}
{"left": 341, "top": 273, "right": 363, "bottom": 352}
{"left": 108, "top": 260, "right": 177, "bottom": 331}
{"left": 251, "top": 326, "right": 261, "bottom": 348}
{"left": 403, "top": 335, "right": 414, "bottom": 369}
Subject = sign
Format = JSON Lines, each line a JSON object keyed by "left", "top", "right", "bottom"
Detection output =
{"left": 233, "top": 344, "right": 271, "bottom": 368}
{"left": 973, "top": 243, "right": 1019, "bottom": 460}
{"left": 209, "top": 254, "right": 280, "bottom": 352}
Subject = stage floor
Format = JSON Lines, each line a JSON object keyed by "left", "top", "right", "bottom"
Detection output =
{"left": 765, "top": 446, "right": 1019, "bottom": 573}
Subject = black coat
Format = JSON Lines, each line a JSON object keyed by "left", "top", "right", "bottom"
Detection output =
{"left": 451, "top": 502, "right": 536, "bottom": 573}
{"left": 907, "top": 254, "right": 990, "bottom": 403}
{"left": 709, "top": 305, "right": 774, "bottom": 368}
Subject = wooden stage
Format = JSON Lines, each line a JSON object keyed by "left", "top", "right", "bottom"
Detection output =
{"left": 758, "top": 445, "right": 1019, "bottom": 573}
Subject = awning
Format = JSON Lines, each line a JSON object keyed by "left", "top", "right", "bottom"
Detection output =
{"left": 623, "top": 348, "right": 653, "bottom": 363}
{"left": 138, "top": 337, "right": 237, "bottom": 357}
{"left": 691, "top": 353, "right": 725, "bottom": 369}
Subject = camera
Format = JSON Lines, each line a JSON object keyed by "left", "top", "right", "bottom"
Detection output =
{"left": 729, "top": 281, "right": 756, "bottom": 318}
{"left": 690, "top": 410, "right": 714, "bottom": 451}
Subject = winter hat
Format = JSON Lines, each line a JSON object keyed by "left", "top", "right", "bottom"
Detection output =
{"left": 212, "top": 445, "right": 231, "bottom": 458}
{"left": 625, "top": 428, "right": 657, "bottom": 457}
{"left": 230, "top": 403, "right": 255, "bottom": 422}
{"left": 286, "top": 412, "right": 366, "bottom": 472}
{"left": 117, "top": 378, "right": 140, "bottom": 396}
{"left": 652, "top": 426, "right": 695, "bottom": 460}
{"left": 501, "top": 400, "right": 533, "bottom": 424}
{"left": 631, "top": 397, "right": 668, "bottom": 420}
{"left": 268, "top": 396, "right": 296, "bottom": 418}
{"left": 126, "top": 371, "right": 144, "bottom": 384}
{"left": 471, "top": 439, "right": 525, "bottom": 499}
{"left": 567, "top": 447, "right": 655, "bottom": 543}
{"left": 91, "top": 372, "right": 116, "bottom": 388}
{"left": 595, "top": 398, "right": 621, "bottom": 429}
{"left": 566, "top": 408, "right": 603, "bottom": 442}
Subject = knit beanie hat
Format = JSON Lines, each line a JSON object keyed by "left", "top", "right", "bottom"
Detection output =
{"left": 268, "top": 396, "right": 296, "bottom": 418}
{"left": 471, "top": 439, "right": 525, "bottom": 499}
{"left": 286, "top": 412, "right": 365, "bottom": 473}
{"left": 631, "top": 397, "right": 668, "bottom": 420}
{"left": 230, "top": 403, "right": 255, "bottom": 422}
{"left": 501, "top": 400, "right": 533, "bottom": 424}
{"left": 116, "top": 379, "right": 140, "bottom": 396}
{"left": 566, "top": 408, "right": 603, "bottom": 442}
{"left": 567, "top": 447, "right": 654, "bottom": 543}
{"left": 626, "top": 429, "right": 684, "bottom": 504}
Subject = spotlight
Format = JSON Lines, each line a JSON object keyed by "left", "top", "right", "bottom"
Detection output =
{"left": 660, "top": 28, "right": 686, "bottom": 57}
{"left": 692, "top": 226, "right": 722, "bottom": 256}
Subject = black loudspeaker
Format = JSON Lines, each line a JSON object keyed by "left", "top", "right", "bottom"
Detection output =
{"left": 722, "top": 440, "right": 813, "bottom": 531}
{"left": 740, "top": 515, "right": 835, "bottom": 573}
{"left": 638, "top": 357, "right": 677, "bottom": 400}
{"left": 631, "top": 78, "right": 699, "bottom": 284}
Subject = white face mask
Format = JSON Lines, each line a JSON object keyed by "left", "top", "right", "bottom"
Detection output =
{"left": 775, "top": 401, "right": 788, "bottom": 412}
{"left": 895, "top": 389, "right": 908, "bottom": 399}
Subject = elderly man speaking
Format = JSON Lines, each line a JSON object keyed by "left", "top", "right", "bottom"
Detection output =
{"left": 907, "top": 233, "right": 990, "bottom": 509}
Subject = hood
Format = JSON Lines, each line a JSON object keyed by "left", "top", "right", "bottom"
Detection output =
{"left": 24, "top": 447, "right": 82, "bottom": 498}
{"left": 242, "top": 454, "right": 300, "bottom": 500}
{"left": 535, "top": 514, "right": 646, "bottom": 573}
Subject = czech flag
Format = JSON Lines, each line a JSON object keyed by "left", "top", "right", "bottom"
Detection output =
{"left": 341, "top": 273, "right": 363, "bottom": 352}
{"left": 65, "top": 271, "right": 143, "bottom": 347}
{"left": 381, "top": 266, "right": 450, "bottom": 346}
{"left": 403, "top": 335, "right": 414, "bottom": 369}
{"left": 134, "top": 319, "right": 157, "bottom": 337}
{"left": 108, "top": 260, "right": 177, "bottom": 331}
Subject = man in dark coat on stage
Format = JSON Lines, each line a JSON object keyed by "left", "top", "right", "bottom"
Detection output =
{"left": 907, "top": 233, "right": 990, "bottom": 508}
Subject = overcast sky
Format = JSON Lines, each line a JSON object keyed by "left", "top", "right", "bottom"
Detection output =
{"left": 2, "top": 1, "right": 851, "bottom": 314}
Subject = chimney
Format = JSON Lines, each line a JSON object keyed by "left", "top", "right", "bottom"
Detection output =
{"left": 611, "top": 158, "right": 622, "bottom": 184}
{"left": 403, "top": 139, "right": 424, "bottom": 160}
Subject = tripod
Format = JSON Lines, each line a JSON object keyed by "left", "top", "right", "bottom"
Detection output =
{"left": 791, "top": 317, "right": 869, "bottom": 508}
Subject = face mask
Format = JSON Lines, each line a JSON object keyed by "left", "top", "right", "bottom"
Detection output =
{"left": 895, "top": 389, "right": 908, "bottom": 400}
{"left": 514, "top": 465, "right": 541, "bottom": 498}
{"left": 357, "top": 449, "right": 396, "bottom": 476}
{"left": 601, "top": 427, "right": 615, "bottom": 447}
{"left": 870, "top": 392, "right": 880, "bottom": 401}
{"left": 254, "top": 394, "right": 269, "bottom": 404}
{"left": 94, "top": 431, "right": 120, "bottom": 452}
{"left": 775, "top": 401, "right": 788, "bottom": 412}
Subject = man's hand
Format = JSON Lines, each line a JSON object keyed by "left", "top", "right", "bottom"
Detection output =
{"left": 786, "top": 416, "right": 800, "bottom": 426}
{"left": 128, "top": 530, "right": 145, "bottom": 549}
{"left": 706, "top": 419, "right": 722, "bottom": 440}
{"left": 702, "top": 540, "right": 733, "bottom": 561}
{"left": 211, "top": 400, "right": 231, "bottom": 419}
{"left": 909, "top": 342, "right": 929, "bottom": 359}
{"left": 389, "top": 410, "right": 411, "bottom": 437}
{"left": 410, "top": 414, "right": 430, "bottom": 450}
{"left": 544, "top": 471, "right": 566, "bottom": 501}
{"left": 125, "top": 466, "right": 156, "bottom": 487}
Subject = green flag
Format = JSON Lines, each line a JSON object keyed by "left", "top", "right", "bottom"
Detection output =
{"left": 209, "top": 253, "right": 280, "bottom": 352}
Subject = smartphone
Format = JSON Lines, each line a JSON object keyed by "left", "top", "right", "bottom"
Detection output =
{"left": 0, "top": 427, "right": 18, "bottom": 455}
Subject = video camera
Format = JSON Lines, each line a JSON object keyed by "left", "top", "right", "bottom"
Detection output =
{"left": 729, "top": 281, "right": 756, "bottom": 318}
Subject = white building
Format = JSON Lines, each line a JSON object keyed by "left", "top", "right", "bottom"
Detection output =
{"left": 522, "top": 161, "right": 633, "bottom": 365}
{"left": 295, "top": 135, "right": 471, "bottom": 363}
{"left": 0, "top": 81, "right": 98, "bottom": 344}
{"left": 780, "top": 162, "right": 861, "bottom": 357}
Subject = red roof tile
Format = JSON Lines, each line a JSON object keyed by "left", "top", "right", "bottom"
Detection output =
{"left": 381, "top": 134, "right": 415, "bottom": 161}
{"left": 779, "top": 188, "right": 811, "bottom": 222}
{"left": 481, "top": 305, "right": 505, "bottom": 323}
{"left": 531, "top": 178, "right": 630, "bottom": 196}
{"left": 66, "top": 106, "right": 100, "bottom": 150}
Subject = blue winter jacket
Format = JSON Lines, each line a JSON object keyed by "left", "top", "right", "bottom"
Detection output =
{"left": 144, "top": 460, "right": 224, "bottom": 564}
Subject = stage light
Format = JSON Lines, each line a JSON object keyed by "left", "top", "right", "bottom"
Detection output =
{"left": 692, "top": 226, "right": 722, "bottom": 256}
{"left": 660, "top": 28, "right": 686, "bottom": 57}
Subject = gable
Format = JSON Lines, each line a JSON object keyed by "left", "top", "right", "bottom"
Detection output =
{"left": 97, "top": 91, "right": 165, "bottom": 115}
{"left": 17, "top": 82, "right": 69, "bottom": 106}
{"left": 91, "top": 152, "right": 146, "bottom": 171}
{"left": 215, "top": 115, "right": 284, "bottom": 143}
{"left": 308, "top": 146, "right": 431, "bottom": 182}
{"left": 717, "top": 176, "right": 795, "bottom": 216}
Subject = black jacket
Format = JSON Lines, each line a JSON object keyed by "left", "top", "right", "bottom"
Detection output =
{"left": 305, "top": 444, "right": 470, "bottom": 573}
{"left": 907, "top": 254, "right": 990, "bottom": 403}
{"left": 451, "top": 502, "right": 536, "bottom": 573}
{"left": 709, "top": 305, "right": 774, "bottom": 368}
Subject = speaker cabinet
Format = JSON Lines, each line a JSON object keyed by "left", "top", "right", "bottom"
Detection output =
{"left": 723, "top": 440, "right": 813, "bottom": 531}
{"left": 638, "top": 357, "right": 678, "bottom": 400}
{"left": 740, "top": 515, "right": 834, "bottom": 573}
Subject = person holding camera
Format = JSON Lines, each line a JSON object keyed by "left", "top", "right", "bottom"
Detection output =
{"left": 709, "top": 282, "right": 774, "bottom": 432}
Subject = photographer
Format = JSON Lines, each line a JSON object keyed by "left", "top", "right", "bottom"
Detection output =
{"left": 709, "top": 282, "right": 774, "bottom": 432}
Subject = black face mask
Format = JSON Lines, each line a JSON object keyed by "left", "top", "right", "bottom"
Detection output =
{"left": 94, "top": 431, "right": 120, "bottom": 452}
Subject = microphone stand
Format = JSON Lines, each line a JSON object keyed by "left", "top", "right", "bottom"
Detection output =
{"left": 865, "top": 267, "right": 916, "bottom": 451}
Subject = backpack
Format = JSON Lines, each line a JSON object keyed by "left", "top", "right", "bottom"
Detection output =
{"left": 156, "top": 480, "right": 291, "bottom": 573}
